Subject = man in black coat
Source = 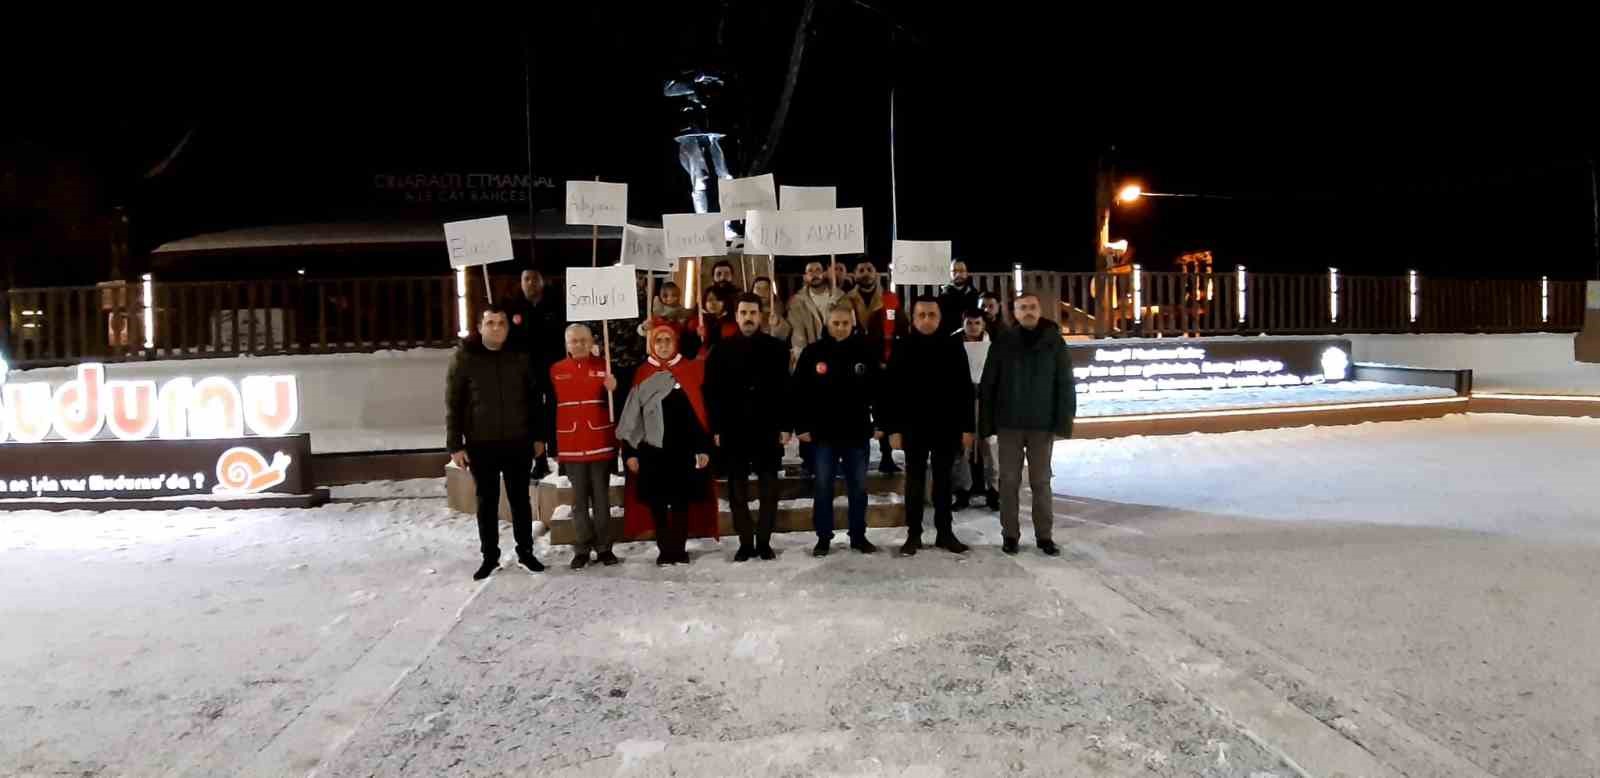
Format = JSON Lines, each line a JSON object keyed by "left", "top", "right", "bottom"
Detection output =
{"left": 791, "top": 303, "right": 882, "bottom": 557}
{"left": 979, "top": 292, "right": 1076, "bottom": 557}
{"left": 882, "top": 297, "right": 975, "bottom": 555}
{"left": 705, "top": 293, "right": 791, "bottom": 561}
{"left": 936, "top": 259, "right": 981, "bottom": 335}
{"left": 447, "top": 305, "right": 550, "bottom": 580}
{"left": 503, "top": 268, "right": 564, "bottom": 477}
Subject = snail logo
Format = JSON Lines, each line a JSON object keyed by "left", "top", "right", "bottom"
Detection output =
{"left": 212, "top": 447, "right": 292, "bottom": 496}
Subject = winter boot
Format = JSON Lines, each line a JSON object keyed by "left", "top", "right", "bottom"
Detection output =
{"left": 473, "top": 559, "right": 500, "bottom": 580}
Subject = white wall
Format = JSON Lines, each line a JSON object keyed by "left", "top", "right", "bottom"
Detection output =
{"left": 1348, "top": 333, "right": 1599, "bottom": 393}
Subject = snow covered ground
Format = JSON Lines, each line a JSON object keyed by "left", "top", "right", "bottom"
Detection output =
{"left": 1051, "top": 413, "right": 1600, "bottom": 543}
{"left": 9, "top": 414, "right": 1600, "bottom": 774}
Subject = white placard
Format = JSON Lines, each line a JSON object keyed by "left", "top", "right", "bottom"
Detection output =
{"left": 745, "top": 207, "right": 865, "bottom": 256}
{"left": 890, "top": 240, "right": 953, "bottom": 286}
{"left": 566, "top": 265, "right": 639, "bottom": 322}
{"left": 565, "top": 180, "right": 628, "bottom": 227}
{"left": 780, "top": 185, "right": 836, "bottom": 211}
{"left": 1587, "top": 280, "right": 1600, "bottom": 310}
{"left": 621, "top": 225, "right": 677, "bottom": 272}
{"left": 662, "top": 213, "right": 730, "bottom": 257}
{"left": 442, "top": 215, "right": 516, "bottom": 269}
{"left": 719, "top": 174, "right": 777, "bottom": 215}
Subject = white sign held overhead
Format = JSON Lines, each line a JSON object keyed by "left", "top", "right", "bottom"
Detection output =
{"left": 621, "top": 225, "right": 677, "bottom": 272}
{"left": 566, "top": 265, "right": 640, "bottom": 322}
{"left": 565, "top": 180, "right": 628, "bottom": 227}
{"left": 442, "top": 215, "right": 516, "bottom": 269}
{"left": 662, "top": 213, "right": 730, "bottom": 257}
{"left": 891, "top": 240, "right": 953, "bottom": 286}
{"left": 779, "top": 185, "right": 837, "bottom": 211}
{"left": 745, "top": 207, "right": 865, "bottom": 256}
{"left": 719, "top": 174, "right": 777, "bottom": 215}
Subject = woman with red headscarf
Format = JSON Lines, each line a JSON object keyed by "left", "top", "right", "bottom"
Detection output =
{"left": 616, "top": 323, "right": 719, "bottom": 564}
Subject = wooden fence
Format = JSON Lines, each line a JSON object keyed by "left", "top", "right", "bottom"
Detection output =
{"left": 2, "top": 270, "right": 1584, "bottom": 367}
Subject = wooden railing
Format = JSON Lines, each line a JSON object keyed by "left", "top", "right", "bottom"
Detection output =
{"left": 3, "top": 270, "right": 1584, "bottom": 367}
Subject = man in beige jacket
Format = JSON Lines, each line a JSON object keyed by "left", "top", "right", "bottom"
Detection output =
{"left": 786, "top": 260, "right": 844, "bottom": 361}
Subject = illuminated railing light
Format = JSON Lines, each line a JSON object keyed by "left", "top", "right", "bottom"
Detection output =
{"left": 141, "top": 273, "right": 155, "bottom": 349}
{"left": 1408, "top": 270, "right": 1419, "bottom": 323}
{"left": 1328, "top": 267, "right": 1340, "bottom": 324}
{"left": 1132, "top": 264, "right": 1143, "bottom": 324}
{"left": 1013, "top": 262, "right": 1023, "bottom": 291}
{"left": 1541, "top": 275, "right": 1550, "bottom": 324}
{"left": 1236, "top": 265, "right": 1247, "bottom": 323}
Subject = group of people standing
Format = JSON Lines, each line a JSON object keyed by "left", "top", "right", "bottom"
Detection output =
{"left": 445, "top": 260, "right": 1075, "bottom": 580}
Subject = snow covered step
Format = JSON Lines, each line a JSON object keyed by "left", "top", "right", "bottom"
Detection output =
{"left": 542, "top": 493, "right": 909, "bottom": 546}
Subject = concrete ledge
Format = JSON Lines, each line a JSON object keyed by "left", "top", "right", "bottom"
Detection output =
{"left": 312, "top": 450, "right": 447, "bottom": 486}
{"left": 1469, "top": 393, "right": 1600, "bottom": 419}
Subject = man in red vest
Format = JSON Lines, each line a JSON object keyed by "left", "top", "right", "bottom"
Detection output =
{"left": 549, "top": 323, "right": 621, "bottom": 569}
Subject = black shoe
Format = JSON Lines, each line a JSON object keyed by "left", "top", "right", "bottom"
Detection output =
{"left": 597, "top": 550, "right": 621, "bottom": 566}
{"left": 656, "top": 555, "right": 672, "bottom": 566}
{"left": 570, "top": 552, "right": 590, "bottom": 570}
{"left": 1038, "top": 539, "right": 1061, "bottom": 557}
{"left": 734, "top": 544, "right": 754, "bottom": 562}
{"left": 952, "top": 492, "right": 971, "bottom": 511}
{"left": 473, "top": 559, "right": 500, "bottom": 580}
{"left": 878, "top": 459, "right": 901, "bottom": 474}
{"left": 1002, "top": 538, "right": 1019, "bottom": 555}
{"left": 757, "top": 543, "right": 776, "bottom": 560}
{"left": 899, "top": 535, "right": 922, "bottom": 556}
{"left": 676, "top": 551, "right": 693, "bottom": 565}
{"left": 813, "top": 538, "right": 831, "bottom": 557}
{"left": 517, "top": 553, "right": 544, "bottom": 573}
{"left": 850, "top": 537, "right": 879, "bottom": 554}
{"left": 935, "top": 534, "right": 970, "bottom": 554}
{"left": 986, "top": 489, "right": 1001, "bottom": 511}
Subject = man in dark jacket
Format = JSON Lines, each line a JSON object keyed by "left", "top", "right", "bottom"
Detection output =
{"left": 979, "top": 293, "right": 1076, "bottom": 557}
{"left": 504, "top": 269, "right": 564, "bottom": 477}
{"left": 937, "top": 259, "right": 981, "bottom": 335}
{"left": 882, "top": 297, "right": 974, "bottom": 556}
{"left": 447, "top": 305, "right": 550, "bottom": 579}
{"left": 791, "top": 303, "right": 881, "bottom": 557}
{"left": 706, "top": 293, "right": 791, "bottom": 562}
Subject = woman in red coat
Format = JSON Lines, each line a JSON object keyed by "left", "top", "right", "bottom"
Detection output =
{"left": 697, "top": 287, "right": 740, "bottom": 355}
{"left": 616, "top": 324, "right": 721, "bottom": 563}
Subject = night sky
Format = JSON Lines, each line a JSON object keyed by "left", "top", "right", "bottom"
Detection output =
{"left": 5, "top": 10, "right": 1597, "bottom": 284}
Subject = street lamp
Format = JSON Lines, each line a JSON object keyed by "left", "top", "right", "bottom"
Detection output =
{"left": 1117, "top": 184, "right": 1142, "bottom": 203}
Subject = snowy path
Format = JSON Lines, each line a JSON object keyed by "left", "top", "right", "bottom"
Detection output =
{"left": 320, "top": 528, "right": 1288, "bottom": 777}
{"left": 0, "top": 480, "right": 482, "bottom": 776}
{"left": 1047, "top": 414, "right": 1600, "bottom": 777}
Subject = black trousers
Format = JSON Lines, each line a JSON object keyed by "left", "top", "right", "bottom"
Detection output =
{"left": 724, "top": 443, "right": 780, "bottom": 546}
{"left": 903, "top": 433, "right": 958, "bottom": 537}
{"left": 649, "top": 496, "right": 689, "bottom": 559}
{"left": 467, "top": 442, "right": 535, "bottom": 561}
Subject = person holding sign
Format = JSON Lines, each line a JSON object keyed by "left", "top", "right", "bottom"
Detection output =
{"left": 979, "top": 293, "right": 1076, "bottom": 557}
{"left": 446, "top": 305, "right": 549, "bottom": 580}
{"left": 697, "top": 286, "right": 739, "bottom": 354}
{"left": 549, "top": 324, "right": 621, "bottom": 570}
{"left": 705, "top": 293, "right": 791, "bottom": 562}
{"left": 980, "top": 291, "right": 1010, "bottom": 340}
{"left": 751, "top": 276, "right": 791, "bottom": 341}
{"left": 617, "top": 325, "right": 715, "bottom": 565}
{"left": 791, "top": 303, "right": 882, "bottom": 557}
{"left": 786, "top": 260, "right": 844, "bottom": 359}
{"left": 938, "top": 260, "right": 982, "bottom": 336}
{"left": 709, "top": 260, "right": 740, "bottom": 306}
{"left": 846, "top": 259, "right": 903, "bottom": 476}
{"left": 506, "top": 269, "right": 565, "bottom": 479}
{"left": 881, "top": 297, "right": 974, "bottom": 556}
